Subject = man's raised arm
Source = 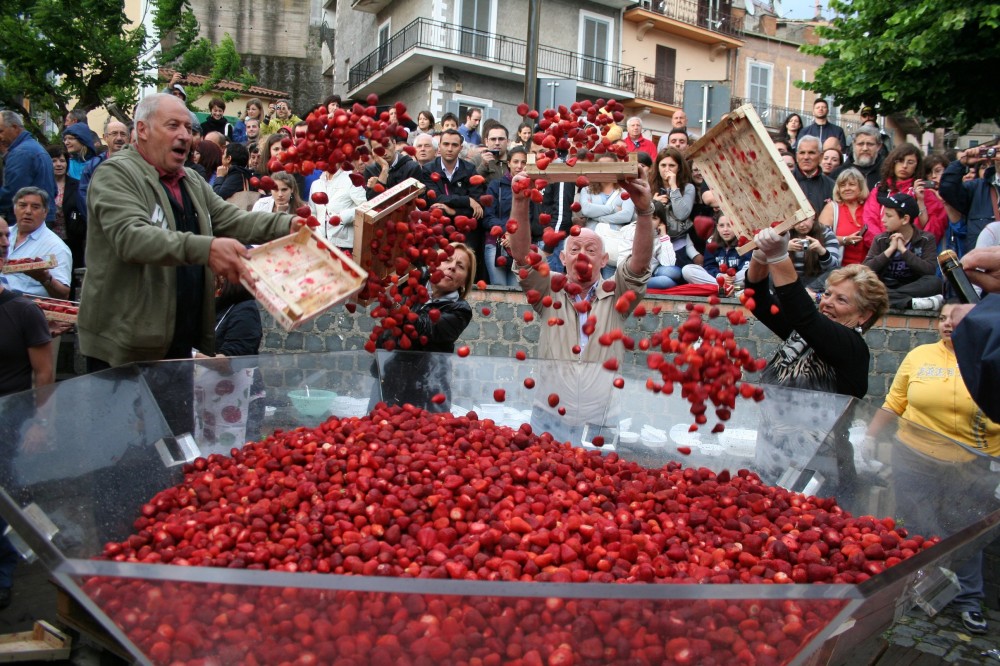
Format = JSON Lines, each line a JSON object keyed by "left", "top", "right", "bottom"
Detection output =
{"left": 508, "top": 173, "right": 534, "bottom": 266}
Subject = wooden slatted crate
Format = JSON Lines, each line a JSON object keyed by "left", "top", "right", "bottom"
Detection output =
{"left": 524, "top": 151, "right": 639, "bottom": 183}
{"left": 688, "top": 104, "right": 814, "bottom": 254}
{"left": 352, "top": 178, "right": 426, "bottom": 304}
{"left": 0, "top": 621, "right": 71, "bottom": 662}
{"left": 29, "top": 296, "right": 79, "bottom": 323}
{"left": 2, "top": 255, "right": 57, "bottom": 274}
{"left": 240, "top": 227, "right": 367, "bottom": 330}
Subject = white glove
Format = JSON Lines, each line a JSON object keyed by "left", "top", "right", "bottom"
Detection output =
{"left": 755, "top": 227, "right": 790, "bottom": 264}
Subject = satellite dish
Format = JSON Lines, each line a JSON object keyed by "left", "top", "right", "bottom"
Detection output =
{"left": 745, "top": 1, "right": 755, "bottom": 16}
{"left": 772, "top": 0, "right": 783, "bottom": 15}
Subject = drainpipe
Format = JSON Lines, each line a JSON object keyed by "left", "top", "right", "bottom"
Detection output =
{"left": 524, "top": 0, "right": 541, "bottom": 110}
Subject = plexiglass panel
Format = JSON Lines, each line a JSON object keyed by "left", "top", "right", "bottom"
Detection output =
{"left": 0, "top": 351, "right": 997, "bottom": 665}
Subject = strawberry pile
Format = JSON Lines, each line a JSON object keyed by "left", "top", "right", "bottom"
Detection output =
{"left": 91, "top": 404, "right": 937, "bottom": 664}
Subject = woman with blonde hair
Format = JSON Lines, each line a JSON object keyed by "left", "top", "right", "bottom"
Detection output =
{"left": 371, "top": 243, "right": 476, "bottom": 412}
{"left": 820, "top": 168, "right": 870, "bottom": 266}
{"left": 748, "top": 229, "right": 889, "bottom": 398}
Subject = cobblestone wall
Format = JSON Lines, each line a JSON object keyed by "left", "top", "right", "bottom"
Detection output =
{"left": 259, "top": 287, "right": 942, "bottom": 405}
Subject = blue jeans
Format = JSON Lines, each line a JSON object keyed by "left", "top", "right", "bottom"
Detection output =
{"left": 648, "top": 265, "right": 682, "bottom": 289}
{"left": 0, "top": 520, "right": 19, "bottom": 588}
{"left": 484, "top": 242, "right": 518, "bottom": 287}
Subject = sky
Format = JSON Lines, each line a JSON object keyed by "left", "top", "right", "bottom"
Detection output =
{"left": 752, "top": 0, "right": 835, "bottom": 20}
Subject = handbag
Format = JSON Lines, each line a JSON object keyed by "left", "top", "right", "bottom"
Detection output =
{"left": 226, "top": 177, "right": 262, "bottom": 212}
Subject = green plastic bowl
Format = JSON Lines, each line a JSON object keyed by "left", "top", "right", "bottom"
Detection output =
{"left": 288, "top": 389, "right": 336, "bottom": 418}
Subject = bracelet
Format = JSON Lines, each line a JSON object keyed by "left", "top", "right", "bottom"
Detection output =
{"left": 636, "top": 206, "right": 655, "bottom": 217}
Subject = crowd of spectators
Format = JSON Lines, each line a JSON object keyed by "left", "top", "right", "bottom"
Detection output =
{"left": 0, "top": 84, "right": 999, "bottom": 633}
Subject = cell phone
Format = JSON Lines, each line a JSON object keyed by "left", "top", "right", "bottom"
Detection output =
{"left": 920, "top": 180, "right": 938, "bottom": 190}
{"left": 659, "top": 188, "right": 668, "bottom": 195}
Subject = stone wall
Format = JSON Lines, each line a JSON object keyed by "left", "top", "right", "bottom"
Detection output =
{"left": 259, "top": 288, "right": 942, "bottom": 406}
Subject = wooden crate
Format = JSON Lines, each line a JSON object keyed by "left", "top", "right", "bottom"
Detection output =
{"left": 688, "top": 104, "right": 814, "bottom": 254}
{"left": 54, "top": 584, "right": 132, "bottom": 661}
{"left": 29, "top": 296, "right": 78, "bottom": 324}
{"left": 524, "top": 151, "right": 639, "bottom": 183}
{"left": 240, "top": 227, "right": 367, "bottom": 331}
{"left": 1, "top": 255, "right": 57, "bottom": 275}
{"left": 352, "top": 177, "right": 426, "bottom": 304}
{"left": 0, "top": 621, "right": 71, "bottom": 662}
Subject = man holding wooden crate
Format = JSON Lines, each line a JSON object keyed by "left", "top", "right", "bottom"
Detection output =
{"left": 507, "top": 167, "right": 654, "bottom": 444}
{"left": 79, "top": 93, "right": 305, "bottom": 371}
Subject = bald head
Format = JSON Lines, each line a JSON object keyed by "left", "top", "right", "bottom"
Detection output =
{"left": 560, "top": 228, "right": 608, "bottom": 288}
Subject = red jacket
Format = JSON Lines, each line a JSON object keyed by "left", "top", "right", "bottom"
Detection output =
{"left": 862, "top": 177, "right": 947, "bottom": 246}
{"left": 624, "top": 136, "right": 657, "bottom": 157}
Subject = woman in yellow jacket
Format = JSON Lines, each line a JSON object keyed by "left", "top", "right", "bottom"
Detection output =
{"left": 881, "top": 302, "right": 1000, "bottom": 635}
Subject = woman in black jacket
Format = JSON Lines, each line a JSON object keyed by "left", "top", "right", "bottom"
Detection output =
{"left": 748, "top": 228, "right": 888, "bottom": 398}
{"left": 371, "top": 243, "right": 476, "bottom": 412}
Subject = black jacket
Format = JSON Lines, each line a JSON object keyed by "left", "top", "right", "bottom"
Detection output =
{"left": 212, "top": 165, "right": 258, "bottom": 202}
{"left": 420, "top": 158, "right": 485, "bottom": 218}
{"left": 835, "top": 153, "right": 884, "bottom": 192}
{"left": 363, "top": 153, "right": 423, "bottom": 200}
{"left": 200, "top": 116, "right": 233, "bottom": 142}
{"left": 541, "top": 180, "right": 576, "bottom": 249}
{"left": 215, "top": 298, "right": 262, "bottom": 357}
{"left": 794, "top": 168, "right": 835, "bottom": 217}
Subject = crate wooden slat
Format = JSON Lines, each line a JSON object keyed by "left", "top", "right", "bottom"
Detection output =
{"left": 1, "top": 255, "right": 57, "bottom": 274}
{"left": 688, "top": 104, "right": 814, "bottom": 254}
{"left": 54, "top": 583, "right": 132, "bottom": 661}
{"left": 0, "top": 621, "right": 71, "bottom": 662}
{"left": 240, "top": 227, "right": 367, "bottom": 331}
{"left": 524, "top": 151, "right": 639, "bottom": 183}
{"left": 352, "top": 178, "right": 426, "bottom": 304}
{"left": 29, "top": 297, "right": 79, "bottom": 324}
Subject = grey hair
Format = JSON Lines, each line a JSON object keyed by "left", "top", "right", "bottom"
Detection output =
{"left": 0, "top": 110, "right": 24, "bottom": 128}
{"left": 626, "top": 116, "right": 643, "bottom": 127}
{"left": 13, "top": 186, "right": 50, "bottom": 212}
{"left": 413, "top": 133, "right": 438, "bottom": 150}
{"left": 852, "top": 125, "right": 882, "bottom": 144}
{"left": 134, "top": 93, "right": 182, "bottom": 126}
{"left": 797, "top": 135, "right": 821, "bottom": 151}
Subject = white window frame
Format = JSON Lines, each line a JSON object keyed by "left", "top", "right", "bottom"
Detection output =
{"left": 578, "top": 10, "right": 614, "bottom": 84}
{"left": 746, "top": 59, "right": 773, "bottom": 118}
{"left": 377, "top": 18, "right": 391, "bottom": 68}
{"left": 453, "top": 0, "right": 498, "bottom": 59}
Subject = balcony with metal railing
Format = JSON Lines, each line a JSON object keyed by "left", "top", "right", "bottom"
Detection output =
{"left": 347, "top": 18, "right": 637, "bottom": 99}
{"left": 631, "top": 72, "right": 685, "bottom": 107}
{"left": 625, "top": 0, "right": 743, "bottom": 46}
{"left": 730, "top": 96, "right": 864, "bottom": 137}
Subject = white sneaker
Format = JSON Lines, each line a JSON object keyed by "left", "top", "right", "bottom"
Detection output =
{"left": 911, "top": 294, "right": 944, "bottom": 310}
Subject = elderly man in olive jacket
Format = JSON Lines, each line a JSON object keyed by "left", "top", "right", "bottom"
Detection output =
{"left": 80, "top": 94, "right": 304, "bottom": 370}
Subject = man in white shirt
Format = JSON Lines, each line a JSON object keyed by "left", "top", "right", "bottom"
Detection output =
{"left": 4, "top": 187, "right": 72, "bottom": 298}
{"left": 308, "top": 169, "right": 367, "bottom": 252}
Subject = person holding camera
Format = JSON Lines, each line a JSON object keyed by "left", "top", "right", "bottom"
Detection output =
{"left": 260, "top": 100, "right": 300, "bottom": 137}
{"left": 939, "top": 144, "right": 1000, "bottom": 251}
{"left": 477, "top": 125, "right": 509, "bottom": 185}
{"left": 862, "top": 144, "right": 947, "bottom": 246}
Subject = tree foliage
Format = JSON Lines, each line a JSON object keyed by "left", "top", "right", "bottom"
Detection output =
{"left": 800, "top": 0, "right": 1000, "bottom": 132}
{"left": 0, "top": 0, "right": 255, "bottom": 137}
